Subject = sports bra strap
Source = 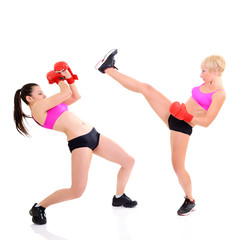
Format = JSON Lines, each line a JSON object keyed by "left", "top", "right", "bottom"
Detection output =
{"left": 212, "top": 89, "right": 225, "bottom": 94}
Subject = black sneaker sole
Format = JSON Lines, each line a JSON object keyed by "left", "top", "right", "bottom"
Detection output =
{"left": 112, "top": 202, "right": 138, "bottom": 208}
{"left": 178, "top": 206, "right": 196, "bottom": 216}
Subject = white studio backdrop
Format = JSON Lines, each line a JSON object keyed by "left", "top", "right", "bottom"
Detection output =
{"left": 1, "top": 0, "right": 240, "bottom": 239}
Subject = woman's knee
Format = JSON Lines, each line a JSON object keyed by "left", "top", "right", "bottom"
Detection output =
{"left": 122, "top": 156, "right": 135, "bottom": 169}
{"left": 70, "top": 186, "right": 86, "bottom": 199}
{"left": 141, "top": 83, "right": 154, "bottom": 96}
{"left": 172, "top": 163, "right": 187, "bottom": 178}
{"left": 129, "top": 156, "right": 135, "bottom": 168}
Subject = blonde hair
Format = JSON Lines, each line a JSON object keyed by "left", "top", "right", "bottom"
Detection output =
{"left": 201, "top": 55, "right": 225, "bottom": 76}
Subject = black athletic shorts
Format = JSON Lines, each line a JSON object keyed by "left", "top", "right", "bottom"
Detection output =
{"left": 168, "top": 115, "right": 193, "bottom": 136}
{"left": 68, "top": 128, "right": 100, "bottom": 152}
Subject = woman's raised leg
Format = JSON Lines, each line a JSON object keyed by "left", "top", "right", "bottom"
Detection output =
{"left": 105, "top": 68, "right": 171, "bottom": 126}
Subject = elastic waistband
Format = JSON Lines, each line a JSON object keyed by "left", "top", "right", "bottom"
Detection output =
{"left": 68, "top": 128, "right": 96, "bottom": 143}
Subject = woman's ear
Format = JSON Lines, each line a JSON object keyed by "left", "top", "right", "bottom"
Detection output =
{"left": 26, "top": 95, "right": 33, "bottom": 104}
{"left": 212, "top": 70, "right": 221, "bottom": 77}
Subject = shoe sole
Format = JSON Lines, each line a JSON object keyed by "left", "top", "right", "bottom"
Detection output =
{"left": 178, "top": 206, "right": 196, "bottom": 216}
{"left": 112, "top": 203, "right": 138, "bottom": 208}
{"left": 95, "top": 49, "right": 118, "bottom": 70}
{"left": 112, "top": 205, "right": 137, "bottom": 208}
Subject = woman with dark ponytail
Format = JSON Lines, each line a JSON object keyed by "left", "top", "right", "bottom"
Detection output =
{"left": 14, "top": 83, "right": 38, "bottom": 136}
{"left": 13, "top": 64, "right": 137, "bottom": 225}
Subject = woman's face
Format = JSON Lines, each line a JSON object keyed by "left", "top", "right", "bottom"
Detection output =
{"left": 27, "top": 86, "right": 46, "bottom": 104}
{"left": 200, "top": 68, "right": 216, "bottom": 84}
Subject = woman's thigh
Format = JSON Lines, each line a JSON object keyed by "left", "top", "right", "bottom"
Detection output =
{"left": 93, "top": 135, "right": 134, "bottom": 167}
{"left": 71, "top": 148, "right": 93, "bottom": 189}
{"left": 170, "top": 130, "right": 190, "bottom": 171}
{"left": 142, "top": 84, "right": 171, "bottom": 126}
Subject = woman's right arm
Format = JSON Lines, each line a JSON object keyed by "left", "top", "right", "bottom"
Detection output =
{"left": 35, "top": 81, "right": 72, "bottom": 112}
{"left": 191, "top": 91, "right": 226, "bottom": 127}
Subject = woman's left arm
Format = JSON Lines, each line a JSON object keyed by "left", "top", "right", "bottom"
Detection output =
{"left": 191, "top": 91, "right": 226, "bottom": 127}
{"left": 63, "top": 83, "right": 81, "bottom": 106}
{"left": 60, "top": 70, "right": 81, "bottom": 106}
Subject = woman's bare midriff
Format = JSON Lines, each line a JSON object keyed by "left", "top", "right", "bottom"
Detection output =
{"left": 185, "top": 97, "right": 207, "bottom": 127}
{"left": 50, "top": 98, "right": 204, "bottom": 138}
{"left": 52, "top": 111, "right": 94, "bottom": 141}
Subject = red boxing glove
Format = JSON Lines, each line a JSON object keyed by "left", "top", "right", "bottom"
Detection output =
{"left": 54, "top": 61, "right": 78, "bottom": 84}
{"left": 46, "top": 70, "right": 65, "bottom": 84}
{"left": 169, "top": 102, "right": 193, "bottom": 123}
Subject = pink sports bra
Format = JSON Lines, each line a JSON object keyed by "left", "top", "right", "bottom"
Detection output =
{"left": 32, "top": 103, "right": 68, "bottom": 129}
{"left": 192, "top": 84, "right": 224, "bottom": 111}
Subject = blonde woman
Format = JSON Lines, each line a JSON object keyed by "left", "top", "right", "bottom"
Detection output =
{"left": 96, "top": 50, "right": 226, "bottom": 215}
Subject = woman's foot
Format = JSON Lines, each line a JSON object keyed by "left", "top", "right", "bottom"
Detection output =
{"left": 29, "top": 203, "right": 47, "bottom": 225}
{"left": 95, "top": 49, "right": 118, "bottom": 73}
{"left": 112, "top": 193, "right": 138, "bottom": 208}
{"left": 177, "top": 197, "right": 196, "bottom": 216}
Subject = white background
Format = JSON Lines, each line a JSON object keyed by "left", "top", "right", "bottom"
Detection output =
{"left": 1, "top": 0, "right": 240, "bottom": 239}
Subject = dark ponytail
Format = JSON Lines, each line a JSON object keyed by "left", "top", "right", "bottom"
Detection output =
{"left": 13, "top": 83, "right": 39, "bottom": 136}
